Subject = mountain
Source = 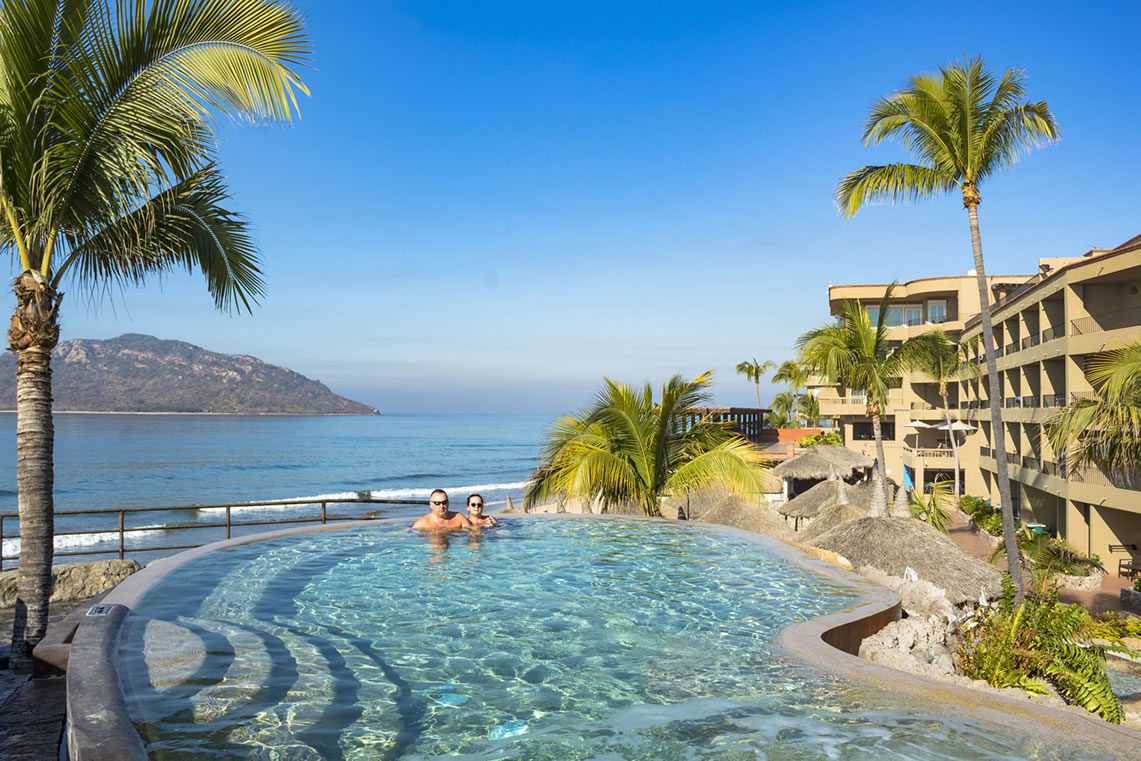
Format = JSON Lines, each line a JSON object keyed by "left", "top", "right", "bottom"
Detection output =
{"left": 0, "top": 334, "right": 379, "bottom": 415}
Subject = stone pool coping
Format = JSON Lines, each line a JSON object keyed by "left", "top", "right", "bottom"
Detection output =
{"left": 66, "top": 514, "right": 1141, "bottom": 760}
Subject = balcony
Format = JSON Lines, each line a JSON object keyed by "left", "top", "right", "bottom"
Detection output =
{"left": 1021, "top": 334, "right": 1041, "bottom": 351}
{"left": 1041, "top": 393, "right": 1066, "bottom": 408}
{"left": 1041, "top": 324, "right": 1065, "bottom": 342}
{"left": 903, "top": 446, "right": 956, "bottom": 465}
{"left": 1071, "top": 305, "right": 1141, "bottom": 337}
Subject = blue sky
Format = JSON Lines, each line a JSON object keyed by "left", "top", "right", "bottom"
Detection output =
{"left": 27, "top": 1, "right": 1141, "bottom": 413}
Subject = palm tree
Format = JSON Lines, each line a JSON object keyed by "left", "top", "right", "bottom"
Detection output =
{"left": 735, "top": 358, "right": 776, "bottom": 408}
{"left": 771, "top": 391, "right": 800, "bottom": 429}
{"left": 524, "top": 372, "right": 769, "bottom": 517}
{"left": 797, "top": 286, "right": 926, "bottom": 516}
{"left": 912, "top": 331, "right": 981, "bottom": 500}
{"left": 0, "top": 0, "right": 309, "bottom": 670}
{"left": 798, "top": 393, "right": 821, "bottom": 427}
{"left": 773, "top": 359, "right": 810, "bottom": 426}
{"left": 836, "top": 57, "right": 1056, "bottom": 604}
{"left": 1047, "top": 341, "right": 1141, "bottom": 475}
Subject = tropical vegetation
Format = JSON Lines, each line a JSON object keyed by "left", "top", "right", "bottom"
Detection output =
{"left": 1046, "top": 341, "right": 1141, "bottom": 475}
{"left": 908, "top": 481, "right": 952, "bottom": 532}
{"left": 767, "top": 390, "right": 800, "bottom": 429}
{"left": 773, "top": 359, "right": 811, "bottom": 427}
{"left": 959, "top": 577, "right": 1126, "bottom": 722}
{"left": 0, "top": 0, "right": 310, "bottom": 669}
{"left": 911, "top": 331, "right": 981, "bottom": 499}
{"left": 736, "top": 358, "right": 775, "bottom": 408}
{"left": 798, "top": 431, "right": 842, "bottom": 447}
{"left": 836, "top": 56, "right": 1057, "bottom": 604}
{"left": 797, "top": 286, "right": 928, "bottom": 516}
{"left": 989, "top": 535, "right": 1103, "bottom": 590}
{"left": 524, "top": 372, "right": 769, "bottom": 517}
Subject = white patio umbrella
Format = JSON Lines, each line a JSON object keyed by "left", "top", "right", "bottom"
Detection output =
{"left": 905, "top": 420, "right": 933, "bottom": 429}
{"left": 935, "top": 421, "right": 976, "bottom": 432}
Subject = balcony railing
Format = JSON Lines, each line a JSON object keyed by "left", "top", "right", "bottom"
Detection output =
{"left": 1071, "top": 305, "right": 1141, "bottom": 337}
{"left": 1021, "top": 396, "right": 1041, "bottom": 409}
{"left": 1021, "top": 334, "right": 1041, "bottom": 350}
{"left": 1003, "top": 397, "right": 1022, "bottom": 408}
{"left": 1041, "top": 324, "right": 1065, "bottom": 342}
{"left": 1041, "top": 393, "right": 1066, "bottom": 408}
{"left": 1004, "top": 341, "right": 1019, "bottom": 356}
{"left": 905, "top": 446, "right": 956, "bottom": 461}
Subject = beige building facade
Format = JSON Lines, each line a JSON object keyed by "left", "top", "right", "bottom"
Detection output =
{"left": 810, "top": 234, "right": 1141, "bottom": 573}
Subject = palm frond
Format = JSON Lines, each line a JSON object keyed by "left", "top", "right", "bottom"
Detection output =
{"left": 836, "top": 163, "right": 958, "bottom": 218}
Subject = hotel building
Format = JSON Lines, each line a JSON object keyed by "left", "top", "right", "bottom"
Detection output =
{"left": 810, "top": 234, "right": 1141, "bottom": 572}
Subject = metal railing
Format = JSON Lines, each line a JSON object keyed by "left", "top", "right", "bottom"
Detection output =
{"left": 1071, "top": 305, "right": 1141, "bottom": 337}
{"left": 1041, "top": 393, "right": 1066, "bottom": 408}
{"left": 1021, "top": 395, "right": 1041, "bottom": 409}
{"left": 0, "top": 497, "right": 426, "bottom": 571}
{"left": 1041, "top": 324, "right": 1065, "bottom": 342}
{"left": 904, "top": 446, "right": 956, "bottom": 460}
{"left": 1004, "top": 341, "right": 1019, "bottom": 356}
{"left": 1021, "top": 334, "right": 1041, "bottom": 350}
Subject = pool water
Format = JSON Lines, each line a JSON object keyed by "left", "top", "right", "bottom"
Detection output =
{"left": 120, "top": 518, "right": 1111, "bottom": 760}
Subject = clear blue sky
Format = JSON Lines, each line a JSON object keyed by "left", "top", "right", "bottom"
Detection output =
{"left": 28, "top": 0, "right": 1141, "bottom": 413}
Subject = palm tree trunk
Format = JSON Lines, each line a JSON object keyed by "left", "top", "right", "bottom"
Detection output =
{"left": 755, "top": 381, "right": 761, "bottom": 409}
{"left": 7, "top": 271, "right": 62, "bottom": 672}
{"left": 870, "top": 413, "right": 888, "bottom": 517}
{"left": 940, "top": 386, "right": 962, "bottom": 501}
{"left": 966, "top": 201, "right": 1024, "bottom": 605}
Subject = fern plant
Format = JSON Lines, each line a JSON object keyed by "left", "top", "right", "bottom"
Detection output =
{"left": 958, "top": 576, "right": 1126, "bottom": 722}
{"left": 989, "top": 535, "right": 1103, "bottom": 591}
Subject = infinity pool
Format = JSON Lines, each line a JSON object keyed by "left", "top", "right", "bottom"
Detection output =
{"left": 119, "top": 518, "right": 1111, "bottom": 760}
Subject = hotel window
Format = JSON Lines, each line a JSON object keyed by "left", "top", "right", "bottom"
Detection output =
{"left": 904, "top": 305, "right": 923, "bottom": 326}
{"left": 928, "top": 300, "right": 947, "bottom": 324}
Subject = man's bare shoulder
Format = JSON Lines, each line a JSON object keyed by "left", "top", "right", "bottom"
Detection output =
{"left": 411, "top": 514, "right": 436, "bottom": 530}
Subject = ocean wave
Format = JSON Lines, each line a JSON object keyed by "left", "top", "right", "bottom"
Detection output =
{"left": 2, "top": 527, "right": 166, "bottom": 557}
{"left": 196, "top": 481, "right": 533, "bottom": 514}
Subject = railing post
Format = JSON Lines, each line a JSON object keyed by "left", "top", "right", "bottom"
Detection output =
{"left": 321, "top": 501, "right": 328, "bottom": 524}
{"left": 118, "top": 510, "right": 125, "bottom": 560}
{"left": 225, "top": 506, "right": 232, "bottom": 539}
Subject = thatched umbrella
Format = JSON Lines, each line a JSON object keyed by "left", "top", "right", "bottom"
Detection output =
{"left": 808, "top": 516, "right": 1002, "bottom": 605}
{"left": 778, "top": 476, "right": 873, "bottom": 530}
{"left": 696, "top": 494, "right": 795, "bottom": 543}
{"left": 796, "top": 478, "right": 871, "bottom": 542}
{"left": 772, "top": 445, "right": 874, "bottom": 481}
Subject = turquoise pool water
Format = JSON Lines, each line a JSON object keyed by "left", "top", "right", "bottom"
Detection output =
{"left": 120, "top": 519, "right": 1110, "bottom": 760}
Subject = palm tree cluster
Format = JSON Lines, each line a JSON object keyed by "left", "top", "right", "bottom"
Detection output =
{"left": 525, "top": 373, "right": 769, "bottom": 517}
{"left": 837, "top": 56, "right": 1057, "bottom": 604}
{"left": 1047, "top": 341, "right": 1141, "bottom": 475}
{"left": 1, "top": 0, "right": 309, "bottom": 669}
{"left": 736, "top": 356, "right": 819, "bottom": 429}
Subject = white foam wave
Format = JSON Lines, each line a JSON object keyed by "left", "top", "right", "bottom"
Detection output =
{"left": 198, "top": 481, "right": 534, "bottom": 514}
{"left": 3, "top": 527, "right": 166, "bottom": 557}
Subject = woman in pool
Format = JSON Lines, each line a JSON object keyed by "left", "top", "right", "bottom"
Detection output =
{"left": 465, "top": 494, "right": 500, "bottom": 528}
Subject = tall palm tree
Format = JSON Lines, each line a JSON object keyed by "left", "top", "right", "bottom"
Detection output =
{"left": 797, "top": 286, "right": 926, "bottom": 516}
{"left": 1, "top": 0, "right": 309, "bottom": 670}
{"left": 1047, "top": 341, "right": 1141, "bottom": 474}
{"left": 836, "top": 57, "right": 1056, "bottom": 603}
{"left": 912, "top": 331, "right": 981, "bottom": 500}
{"left": 773, "top": 359, "right": 810, "bottom": 426}
{"left": 735, "top": 358, "right": 776, "bottom": 408}
{"left": 524, "top": 372, "right": 768, "bottom": 517}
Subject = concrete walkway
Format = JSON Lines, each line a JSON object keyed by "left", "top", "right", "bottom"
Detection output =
{"left": 945, "top": 509, "right": 1135, "bottom": 616}
{"left": 0, "top": 603, "right": 82, "bottom": 761}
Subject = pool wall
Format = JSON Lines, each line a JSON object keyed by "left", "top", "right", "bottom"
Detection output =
{"left": 64, "top": 515, "right": 1141, "bottom": 760}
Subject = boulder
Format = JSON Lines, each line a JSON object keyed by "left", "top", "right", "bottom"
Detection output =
{"left": 856, "top": 565, "right": 957, "bottom": 622}
{"left": 0, "top": 559, "right": 140, "bottom": 608}
{"left": 858, "top": 615, "right": 957, "bottom": 679}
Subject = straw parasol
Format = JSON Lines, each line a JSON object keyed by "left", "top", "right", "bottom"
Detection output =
{"left": 796, "top": 478, "right": 871, "bottom": 543}
{"left": 778, "top": 476, "right": 873, "bottom": 525}
{"left": 809, "top": 516, "right": 1003, "bottom": 605}
{"left": 696, "top": 494, "right": 795, "bottom": 543}
{"left": 771, "top": 445, "right": 874, "bottom": 481}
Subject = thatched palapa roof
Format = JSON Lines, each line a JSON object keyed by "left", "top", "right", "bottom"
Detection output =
{"left": 772, "top": 445, "right": 874, "bottom": 481}
{"left": 778, "top": 478, "right": 873, "bottom": 519}
{"left": 797, "top": 501, "right": 867, "bottom": 543}
{"left": 809, "top": 517, "right": 1003, "bottom": 605}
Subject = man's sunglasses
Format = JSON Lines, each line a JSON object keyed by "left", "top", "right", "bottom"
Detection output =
{"left": 430, "top": 499, "right": 449, "bottom": 506}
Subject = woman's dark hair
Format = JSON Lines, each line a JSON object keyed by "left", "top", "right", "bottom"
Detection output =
{"left": 466, "top": 493, "right": 484, "bottom": 507}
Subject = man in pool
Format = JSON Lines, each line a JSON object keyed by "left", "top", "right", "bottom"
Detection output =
{"left": 412, "top": 489, "right": 473, "bottom": 530}
{"left": 465, "top": 493, "right": 500, "bottom": 528}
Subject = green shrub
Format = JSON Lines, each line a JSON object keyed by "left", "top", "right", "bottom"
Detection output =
{"left": 959, "top": 495, "right": 992, "bottom": 519}
{"left": 976, "top": 512, "right": 1004, "bottom": 537}
{"left": 959, "top": 576, "right": 1125, "bottom": 722}
{"left": 909, "top": 482, "right": 952, "bottom": 533}
{"left": 1085, "top": 612, "right": 1141, "bottom": 643}
{"left": 1134, "top": 577, "right": 1141, "bottom": 593}
{"left": 993, "top": 535, "right": 1104, "bottom": 588}
{"left": 798, "top": 431, "right": 843, "bottom": 447}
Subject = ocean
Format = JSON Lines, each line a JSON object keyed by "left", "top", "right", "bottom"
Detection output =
{"left": 0, "top": 413, "right": 551, "bottom": 567}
